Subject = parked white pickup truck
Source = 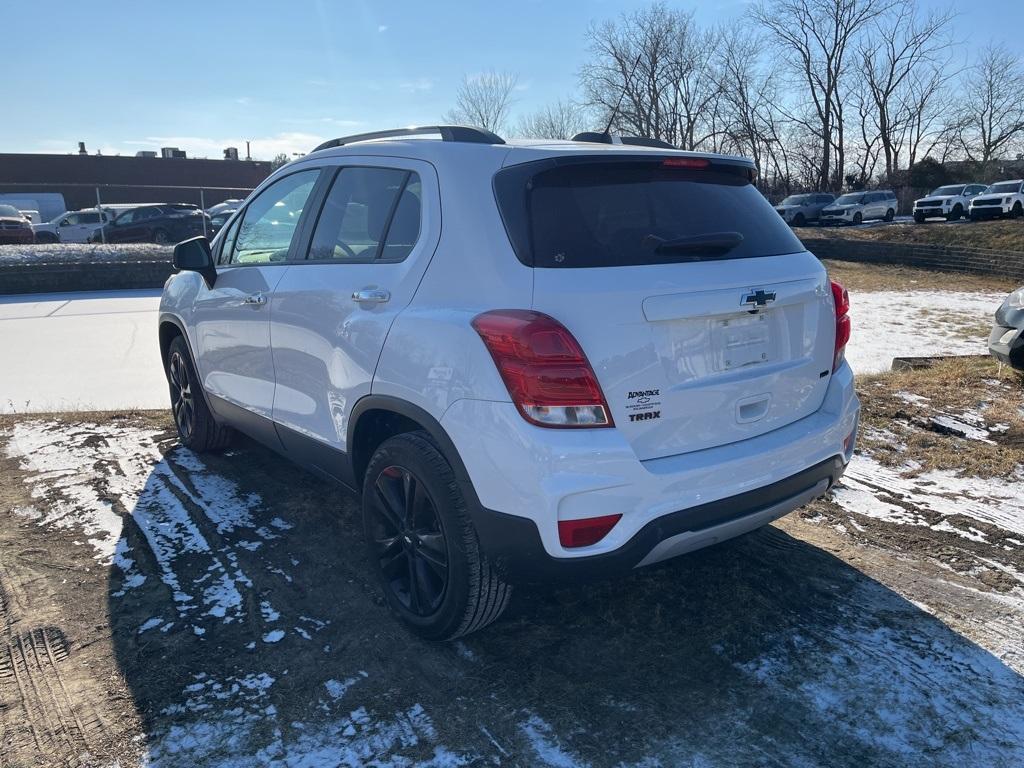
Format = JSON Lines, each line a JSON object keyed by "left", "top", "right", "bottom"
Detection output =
{"left": 32, "top": 208, "right": 114, "bottom": 244}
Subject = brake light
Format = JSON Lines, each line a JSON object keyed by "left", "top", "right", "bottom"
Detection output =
{"left": 558, "top": 514, "right": 622, "bottom": 548}
{"left": 471, "top": 310, "right": 613, "bottom": 428}
{"left": 662, "top": 157, "right": 710, "bottom": 169}
{"left": 831, "top": 279, "right": 850, "bottom": 372}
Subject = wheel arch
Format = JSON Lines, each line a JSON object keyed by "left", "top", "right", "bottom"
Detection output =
{"left": 348, "top": 395, "right": 478, "bottom": 503}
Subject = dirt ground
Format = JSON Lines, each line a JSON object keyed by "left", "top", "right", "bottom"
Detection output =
{"left": 799, "top": 217, "right": 1024, "bottom": 251}
{"left": 821, "top": 258, "right": 1019, "bottom": 293}
{"left": 1, "top": 355, "right": 1023, "bottom": 767}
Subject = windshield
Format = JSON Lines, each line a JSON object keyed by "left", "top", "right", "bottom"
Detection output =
{"left": 780, "top": 195, "right": 810, "bottom": 206}
{"left": 987, "top": 182, "right": 1021, "bottom": 194}
{"left": 834, "top": 194, "right": 864, "bottom": 205}
{"left": 0, "top": 204, "right": 22, "bottom": 217}
{"left": 495, "top": 159, "right": 803, "bottom": 267}
{"left": 930, "top": 185, "right": 965, "bottom": 196}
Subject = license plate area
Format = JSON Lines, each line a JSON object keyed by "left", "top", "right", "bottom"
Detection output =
{"left": 715, "top": 312, "right": 771, "bottom": 371}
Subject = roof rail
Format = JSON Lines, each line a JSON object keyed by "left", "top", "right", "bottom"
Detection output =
{"left": 313, "top": 125, "right": 505, "bottom": 153}
{"left": 570, "top": 131, "right": 676, "bottom": 150}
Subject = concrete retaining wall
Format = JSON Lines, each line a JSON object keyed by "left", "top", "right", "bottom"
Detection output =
{"left": 801, "top": 238, "right": 1024, "bottom": 281}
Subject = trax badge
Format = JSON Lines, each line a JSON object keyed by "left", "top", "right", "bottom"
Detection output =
{"left": 742, "top": 289, "right": 776, "bottom": 308}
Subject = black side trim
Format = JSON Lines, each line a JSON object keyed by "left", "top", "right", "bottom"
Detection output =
{"left": 473, "top": 456, "right": 847, "bottom": 584}
{"left": 274, "top": 420, "right": 356, "bottom": 491}
{"left": 206, "top": 394, "right": 284, "bottom": 454}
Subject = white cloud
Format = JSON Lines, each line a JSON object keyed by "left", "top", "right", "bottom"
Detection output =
{"left": 377, "top": 24, "right": 388, "bottom": 32}
{"left": 399, "top": 78, "right": 434, "bottom": 93}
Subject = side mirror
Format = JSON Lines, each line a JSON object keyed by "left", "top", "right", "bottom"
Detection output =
{"left": 173, "top": 236, "right": 216, "bottom": 287}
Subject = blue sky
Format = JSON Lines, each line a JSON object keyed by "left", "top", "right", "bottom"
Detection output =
{"left": 5, "top": 0, "right": 1021, "bottom": 160}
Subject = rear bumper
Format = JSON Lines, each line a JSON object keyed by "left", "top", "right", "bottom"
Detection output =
{"left": 442, "top": 363, "right": 859, "bottom": 581}
{"left": 473, "top": 455, "right": 846, "bottom": 582}
{"left": 989, "top": 324, "right": 1024, "bottom": 370}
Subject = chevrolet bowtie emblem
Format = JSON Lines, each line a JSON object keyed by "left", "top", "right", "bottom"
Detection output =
{"left": 742, "top": 289, "right": 777, "bottom": 307}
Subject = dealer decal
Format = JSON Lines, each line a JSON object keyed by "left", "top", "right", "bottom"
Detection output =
{"left": 624, "top": 388, "right": 662, "bottom": 421}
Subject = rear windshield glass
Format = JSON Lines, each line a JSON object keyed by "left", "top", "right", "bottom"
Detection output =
{"left": 497, "top": 161, "right": 803, "bottom": 268}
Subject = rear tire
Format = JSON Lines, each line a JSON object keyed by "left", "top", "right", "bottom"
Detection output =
{"left": 165, "top": 336, "right": 232, "bottom": 452}
{"left": 884, "top": 208, "right": 894, "bottom": 222}
{"left": 362, "top": 431, "right": 511, "bottom": 640}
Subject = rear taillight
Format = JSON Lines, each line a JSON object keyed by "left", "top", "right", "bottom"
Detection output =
{"left": 831, "top": 279, "right": 850, "bottom": 372}
{"left": 471, "top": 310, "right": 613, "bottom": 428}
{"left": 558, "top": 514, "right": 622, "bottom": 548}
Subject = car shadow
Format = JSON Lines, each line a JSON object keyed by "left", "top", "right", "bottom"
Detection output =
{"left": 109, "top": 432, "right": 1024, "bottom": 767}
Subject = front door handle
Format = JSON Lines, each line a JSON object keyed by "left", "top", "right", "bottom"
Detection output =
{"left": 242, "top": 292, "right": 267, "bottom": 306}
{"left": 352, "top": 288, "right": 390, "bottom": 304}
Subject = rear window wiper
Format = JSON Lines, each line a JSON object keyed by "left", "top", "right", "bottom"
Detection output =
{"left": 644, "top": 231, "right": 744, "bottom": 254}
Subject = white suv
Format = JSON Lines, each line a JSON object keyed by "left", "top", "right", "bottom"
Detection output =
{"left": 969, "top": 180, "right": 1024, "bottom": 221}
{"left": 159, "top": 126, "right": 860, "bottom": 639}
{"left": 913, "top": 184, "right": 988, "bottom": 223}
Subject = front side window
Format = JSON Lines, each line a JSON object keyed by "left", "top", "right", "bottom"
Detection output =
{"left": 61, "top": 214, "right": 80, "bottom": 226}
{"left": 307, "top": 167, "right": 421, "bottom": 262}
{"left": 230, "top": 169, "right": 319, "bottom": 265}
{"left": 80, "top": 212, "right": 101, "bottom": 224}
{"left": 115, "top": 210, "right": 136, "bottom": 225}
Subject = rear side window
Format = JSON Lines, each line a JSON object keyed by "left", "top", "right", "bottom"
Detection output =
{"left": 307, "top": 167, "right": 421, "bottom": 262}
{"left": 495, "top": 160, "right": 804, "bottom": 268}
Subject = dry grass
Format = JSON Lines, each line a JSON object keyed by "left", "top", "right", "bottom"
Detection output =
{"left": 800, "top": 219, "right": 1024, "bottom": 251}
{"left": 857, "top": 357, "right": 1024, "bottom": 478}
{"left": 821, "top": 259, "right": 1018, "bottom": 293}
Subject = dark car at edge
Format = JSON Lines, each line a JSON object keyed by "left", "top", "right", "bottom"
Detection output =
{"left": 91, "top": 204, "right": 210, "bottom": 245}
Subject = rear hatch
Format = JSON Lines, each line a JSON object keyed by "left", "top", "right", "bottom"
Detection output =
{"left": 494, "top": 154, "right": 835, "bottom": 461}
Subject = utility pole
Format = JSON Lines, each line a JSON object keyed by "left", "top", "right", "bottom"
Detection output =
{"left": 245, "top": 140, "right": 251, "bottom": 161}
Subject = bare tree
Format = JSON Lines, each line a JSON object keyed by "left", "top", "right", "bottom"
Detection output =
{"left": 751, "top": 0, "right": 895, "bottom": 190}
{"left": 579, "top": 3, "right": 722, "bottom": 149}
{"left": 859, "top": 2, "right": 955, "bottom": 180}
{"left": 950, "top": 44, "right": 1024, "bottom": 165}
{"left": 444, "top": 71, "right": 520, "bottom": 134}
{"left": 715, "top": 24, "right": 789, "bottom": 189}
{"left": 516, "top": 100, "right": 591, "bottom": 140}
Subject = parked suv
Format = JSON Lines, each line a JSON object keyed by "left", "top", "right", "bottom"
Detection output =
{"left": 92, "top": 204, "right": 210, "bottom": 244}
{"left": 774, "top": 193, "right": 836, "bottom": 226}
{"left": 989, "top": 287, "right": 1024, "bottom": 370}
{"left": 159, "top": 126, "right": 860, "bottom": 639}
{"left": 913, "top": 184, "right": 987, "bottom": 223}
{"left": 969, "top": 180, "right": 1024, "bottom": 221}
{"left": 820, "top": 190, "right": 897, "bottom": 225}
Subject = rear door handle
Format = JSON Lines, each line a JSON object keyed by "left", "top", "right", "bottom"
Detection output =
{"left": 242, "top": 292, "right": 267, "bottom": 306}
{"left": 352, "top": 288, "right": 390, "bottom": 304}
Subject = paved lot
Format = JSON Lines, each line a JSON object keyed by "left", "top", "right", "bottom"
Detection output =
{"left": 0, "top": 289, "right": 165, "bottom": 414}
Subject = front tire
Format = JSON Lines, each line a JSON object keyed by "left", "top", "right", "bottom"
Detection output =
{"left": 792, "top": 212, "right": 806, "bottom": 227}
{"left": 914, "top": 212, "right": 926, "bottom": 224}
{"left": 946, "top": 205, "right": 962, "bottom": 221}
{"left": 852, "top": 212, "right": 863, "bottom": 225}
{"left": 165, "top": 336, "right": 232, "bottom": 452}
{"left": 153, "top": 228, "right": 172, "bottom": 245}
{"left": 362, "top": 431, "right": 511, "bottom": 640}
{"left": 1012, "top": 202, "right": 1023, "bottom": 219}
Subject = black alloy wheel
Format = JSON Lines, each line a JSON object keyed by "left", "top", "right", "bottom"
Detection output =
{"left": 368, "top": 464, "right": 450, "bottom": 616}
{"left": 167, "top": 349, "right": 195, "bottom": 440}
